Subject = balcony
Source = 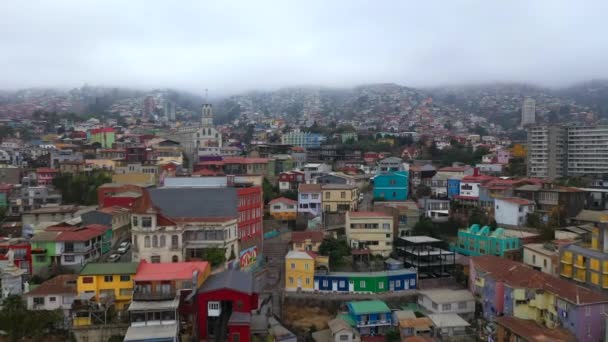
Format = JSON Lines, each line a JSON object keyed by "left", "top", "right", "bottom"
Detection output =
{"left": 356, "top": 319, "right": 391, "bottom": 328}
{"left": 133, "top": 289, "right": 177, "bottom": 301}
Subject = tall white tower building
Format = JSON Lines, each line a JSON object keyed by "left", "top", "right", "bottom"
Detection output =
{"left": 521, "top": 97, "right": 536, "bottom": 127}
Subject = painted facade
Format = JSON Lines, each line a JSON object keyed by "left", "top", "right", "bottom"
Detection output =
{"left": 451, "top": 224, "right": 537, "bottom": 257}
{"left": 373, "top": 171, "right": 409, "bottom": 201}
{"left": 345, "top": 212, "right": 393, "bottom": 257}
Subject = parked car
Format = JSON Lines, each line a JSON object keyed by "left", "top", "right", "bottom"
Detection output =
{"left": 117, "top": 241, "right": 131, "bottom": 254}
{"left": 108, "top": 254, "right": 121, "bottom": 262}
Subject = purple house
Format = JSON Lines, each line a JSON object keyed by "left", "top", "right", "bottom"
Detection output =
{"left": 470, "top": 255, "right": 608, "bottom": 342}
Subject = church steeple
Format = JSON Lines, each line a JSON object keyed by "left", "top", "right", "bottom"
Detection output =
{"left": 201, "top": 89, "right": 213, "bottom": 126}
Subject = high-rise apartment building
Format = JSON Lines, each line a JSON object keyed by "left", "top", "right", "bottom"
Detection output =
{"left": 521, "top": 97, "right": 536, "bottom": 127}
{"left": 527, "top": 125, "right": 566, "bottom": 179}
{"left": 528, "top": 124, "right": 608, "bottom": 178}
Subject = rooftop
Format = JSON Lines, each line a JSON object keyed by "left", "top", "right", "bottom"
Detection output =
{"left": 419, "top": 289, "right": 474, "bottom": 304}
{"left": 134, "top": 260, "right": 210, "bottom": 282}
{"left": 427, "top": 313, "right": 470, "bottom": 328}
{"left": 25, "top": 274, "right": 77, "bottom": 296}
{"left": 472, "top": 255, "right": 608, "bottom": 305}
{"left": 198, "top": 270, "right": 254, "bottom": 295}
{"left": 399, "top": 236, "right": 441, "bottom": 244}
{"left": 128, "top": 298, "right": 180, "bottom": 311}
{"left": 124, "top": 324, "right": 178, "bottom": 342}
{"left": 291, "top": 231, "right": 324, "bottom": 243}
{"left": 496, "top": 197, "right": 535, "bottom": 206}
{"left": 321, "top": 184, "right": 357, "bottom": 190}
{"left": 79, "top": 262, "right": 139, "bottom": 276}
{"left": 269, "top": 197, "right": 298, "bottom": 205}
{"left": 298, "top": 183, "right": 322, "bottom": 192}
{"left": 347, "top": 300, "right": 391, "bottom": 315}
{"left": 495, "top": 316, "right": 576, "bottom": 342}
{"left": 348, "top": 211, "right": 391, "bottom": 218}
{"left": 24, "top": 205, "right": 78, "bottom": 215}
{"left": 574, "top": 209, "right": 608, "bottom": 223}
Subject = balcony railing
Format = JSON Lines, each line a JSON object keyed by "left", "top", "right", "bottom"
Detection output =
{"left": 356, "top": 319, "right": 391, "bottom": 327}
{"left": 133, "top": 289, "right": 177, "bottom": 301}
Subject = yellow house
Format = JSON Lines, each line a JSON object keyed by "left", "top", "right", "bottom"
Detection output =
{"left": 291, "top": 231, "right": 324, "bottom": 252}
{"left": 76, "top": 262, "right": 140, "bottom": 323}
{"left": 285, "top": 250, "right": 315, "bottom": 291}
{"left": 321, "top": 184, "right": 358, "bottom": 213}
{"left": 345, "top": 211, "right": 393, "bottom": 257}
{"left": 269, "top": 197, "right": 298, "bottom": 221}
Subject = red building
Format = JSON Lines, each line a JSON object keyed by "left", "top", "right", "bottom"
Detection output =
{"left": 125, "top": 146, "right": 147, "bottom": 163}
{"left": 196, "top": 271, "right": 258, "bottom": 342}
{"left": 277, "top": 170, "right": 304, "bottom": 192}
{"left": 236, "top": 186, "right": 263, "bottom": 269}
{"left": 97, "top": 183, "right": 146, "bottom": 208}
{"left": 0, "top": 238, "right": 32, "bottom": 275}
{"left": 36, "top": 167, "right": 58, "bottom": 186}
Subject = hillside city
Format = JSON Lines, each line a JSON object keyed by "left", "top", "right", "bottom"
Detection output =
{"left": 2, "top": 82, "right": 608, "bottom": 342}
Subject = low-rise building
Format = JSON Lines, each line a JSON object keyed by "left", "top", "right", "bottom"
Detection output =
{"left": 470, "top": 255, "right": 608, "bottom": 342}
{"left": 298, "top": 183, "right": 322, "bottom": 217}
{"left": 278, "top": 170, "right": 304, "bottom": 192}
{"left": 345, "top": 211, "right": 393, "bottom": 257}
{"left": 25, "top": 274, "right": 77, "bottom": 322}
{"left": 373, "top": 171, "right": 409, "bottom": 201}
{"left": 495, "top": 316, "right": 576, "bottom": 342}
{"left": 346, "top": 300, "right": 392, "bottom": 336}
{"left": 285, "top": 250, "right": 316, "bottom": 292}
{"left": 451, "top": 224, "right": 538, "bottom": 258}
{"left": 494, "top": 197, "right": 535, "bottom": 227}
{"left": 269, "top": 197, "right": 297, "bottom": 221}
{"left": 322, "top": 184, "right": 358, "bottom": 213}
{"left": 291, "top": 231, "right": 324, "bottom": 252}
{"left": 417, "top": 289, "right": 475, "bottom": 320}
{"left": 427, "top": 313, "right": 471, "bottom": 340}
{"left": 76, "top": 262, "right": 139, "bottom": 319}
{"left": 523, "top": 242, "right": 560, "bottom": 275}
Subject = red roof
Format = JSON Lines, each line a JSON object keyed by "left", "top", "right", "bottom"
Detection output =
{"left": 298, "top": 183, "right": 322, "bottom": 192}
{"left": 192, "top": 169, "right": 224, "bottom": 176}
{"left": 36, "top": 167, "right": 58, "bottom": 173}
{"left": 495, "top": 316, "right": 576, "bottom": 342}
{"left": 497, "top": 197, "right": 534, "bottom": 206}
{"left": 461, "top": 174, "right": 496, "bottom": 183}
{"left": 291, "top": 231, "right": 324, "bottom": 243}
{"left": 269, "top": 197, "right": 297, "bottom": 205}
{"left": 0, "top": 183, "right": 13, "bottom": 192}
{"left": 54, "top": 224, "right": 110, "bottom": 242}
{"left": 25, "top": 274, "right": 78, "bottom": 296}
{"left": 134, "top": 260, "right": 210, "bottom": 281}
{"left": 196, "top": 157, "right": 269, "bottom": 166}
{"left": 348, "top": 211, "right": 391, "bottom": 218}
{"left": 90, "top": 127, "right": 115, "bottom": 134}
{"left": 472, "top": 255, "right": 608, "bottom": 305}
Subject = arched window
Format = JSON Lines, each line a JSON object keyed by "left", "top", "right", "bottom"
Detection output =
{"left": 171, "top": 235, "right": 179, "bottom": 248}
{"left": 144, "top": 236, "right": 150, "bottom": 248}
{"left": 152, "top": 236, "right": 158, "bottom": 248}
{"left": 160, "top": 235, "right": 166, "bottom": 248}
{"left": 172, "top": 255, "right": 179, "bottom": 263}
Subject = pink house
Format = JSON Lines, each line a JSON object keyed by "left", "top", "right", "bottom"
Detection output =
{"left": 496, "top": 149, "right": 511, "bottom": 164}
{"left": 36, "top": 168, "right": 58, "bottom": 186}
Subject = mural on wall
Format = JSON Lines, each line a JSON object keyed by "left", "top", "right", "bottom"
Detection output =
{"left": 239, "top": 246, "right": 258, "bottom": 269}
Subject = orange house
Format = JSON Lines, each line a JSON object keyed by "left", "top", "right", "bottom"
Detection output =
{"left": 269, "top": 197, "right": 297, "bottom": 221}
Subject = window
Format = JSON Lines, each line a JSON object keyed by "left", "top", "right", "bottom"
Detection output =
{"left": 340, "top": 192, "right": 346, "bottom": 199}
{"left": 532, "top": 255, "right": 536, "bottom": 264}
{"left": 360, "top": 281, "right": 366, "bottom": 288}
{"left": 120, "top": 275, "right": 130, "bottom": 282}
{"left": 378, "top": 282, "right": 384, "bottom": 289}
{"left": 159, "top": 235, "right": 166, "bottom": 247}
{"left": 304, "top": 263, "right": 309, "bottom": 270}
{"left": 151, "top": 256, "right": 161, "bottom": 263}
{"left": 325, "top": 192, "right": 330, "bottom": 199}
{"left": 289, "top": 277, "right": 294, "bottom": 284}
{"left": 339, "top": 281, "right": 345, "bottom": 287}
{"left": 410, "top": 279, "right": 415, "bottom": 287}
{"left": 323, "top": 280, "right": 328, "bottom": 287}
{"left": 432, "top": 302, "right": 438, "bottom": 310}
{"left": 232, "top": 333, "right": 240, "bottom": 342}
{"left": 389, "top": 179, "right": 396, "bottom": 185}
{"left": 132, "top": 216, "right": 138, "bottom": 226}
{"left": 33, "top": 297, "right": 44, "bottom": 306}
{"left": 144, "top": 236, "right": 151, "bottom": 248}
{"left": 301, "top": 194, "right": 308, "bottom": 199}
{"left": 458, "top": 302, "right": 467, "bottom": 309}
{"left": 442, "top": 303, "right": 452, "bottom": 311}
{"left": 82, "top": 277, "right": 93, "bottom": 284}
{"left": 543, "top": 259, "right": 547, "bottom": 268}
{"left": 142, "top": 216, "right": 152, "bottom": 228}
{"left": 171, "top": 235, "right": 179, "bottom": 248}
{"left": 104, "top": 275, "right": 113, "bottom": 282}
{"left": 119, "top": 288, "right": 132, "bottom": 296}
{"left": 383, "top": 223, "right": 390, "bottom": 230}
{"left": 585, "top": 306, "right": 592, "bottom": 317}
{"left": 64, "top": 255, "right": 75, "bottom": 262}
{"left": 396, "top": 280, "right": 401, "bottom": 287}
{"left": 35, "top": 255, "right": 46, "bottom": 262}
{"left": 339, "top": 335, "right": 349, "bottom": 341}
{"left": 152, "top": 236, "right": 158, "bottom": 248}
{"left": 49, "top": 297, "right": 56, "bottom": 302}
{"left": 291, "top": 263, "right": 295, "bottom": 269}
{"left": 172, "top": 255, "right": 179, "bottom": 262}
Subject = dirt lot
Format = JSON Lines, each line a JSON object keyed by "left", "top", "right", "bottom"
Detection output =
{"left": 282, "top": 303, "right": 336, "bottom": 331}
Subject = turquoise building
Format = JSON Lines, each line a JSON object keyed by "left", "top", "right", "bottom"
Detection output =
{"left": 373, "top": 171, "right": 409, "bottom": 201}
{"left": 451, "top": 224, "right": 524, "bottom": 257}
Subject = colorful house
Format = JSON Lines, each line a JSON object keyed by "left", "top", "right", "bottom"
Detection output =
{"left": 559, "top": 223, "right": 608, "bottom": 291}
{"left": 36, "top": 167, "right": 58, "bottom": 186}
{"left": 346, "top": 300, "right": 392, "bottom": 336}
{"left": 447, "top": 177, "right": 461, "bottom": 199}
{"left": 298, "top": 183, "right": 322, "bottom": 217}
{"left": 291, "top": 231, "right": 324, "bottom": 252}
{"left": 285, "top": 250, "right": 316, "bottom": 291}
{"left": 346, "top": 211, "right": 393, "bottom": 257}
{"left": 373, "top": 171, "right": 409, "bottom": 201}
{"left": 451, "top": 224, "right": 538, "bottom": 258}
{"left": 196, "top": 271, "right": 259, "bottom": 342}
{"left": 269, "top": 197, "right": 297, "bottom": 221}
{"left": 90, "top": 127, "right": 116, "bottom": 149}
{"left": 321, "top": 184, "right": 358, "bottom": 213}
{"left": 314, "top": 269, "right": 417, "bottom": 293}
{"left": 0, "top": 238, "right": 32, "bottom": 275}
{"left": 76, "top": 262, "right": 139, "bottom": 314}
{"left": 470, "top": 255, "right": 608, "bottom": 342}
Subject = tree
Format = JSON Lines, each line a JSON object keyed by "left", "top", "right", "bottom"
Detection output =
{"left": 319, "top": 238, "right": 351, "bottom": 268}
{"left": 414, "top": 185, "right": 432, "bottom": 199}
{"left": 52, "top": 170, "right": 112, "bottom": 205}
{"left": 0, "top": 295, "right": 63, "bottom": 342}
{"left": 262, "top": 178, "right": 279, "bottom": 204}
{"left": 201, "top": 247, "right": 226, "bottom": 266}
{"left": 412, "top": 216, "right": 434, "bottom": 236}
{"left": 281, "top": 190, "right": 298, "bottom": 201}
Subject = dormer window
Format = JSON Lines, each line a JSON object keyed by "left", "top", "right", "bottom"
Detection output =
{"left": 142, "top": 216, "right": 152, "bottom": 228}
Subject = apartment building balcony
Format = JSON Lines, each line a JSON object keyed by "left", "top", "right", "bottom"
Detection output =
{"left": 356, "top": 319, "right": 391, "bottom": 328}
{"left": 132, "top": 289, "right": 177, "bottom": 301}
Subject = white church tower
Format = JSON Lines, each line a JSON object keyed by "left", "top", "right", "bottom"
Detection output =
{"left": 201, "top": 103, "right": 213, "bottom": 127}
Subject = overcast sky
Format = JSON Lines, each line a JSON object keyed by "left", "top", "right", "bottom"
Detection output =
{"left": 2, "top": 1, "right": 608, "bottom": 95}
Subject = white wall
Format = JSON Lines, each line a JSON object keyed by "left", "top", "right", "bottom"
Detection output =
{"left": 418, "top": 294, "right": 475, "bottom": 315}
{"left": 494, "top": 200, "right": 519, "bottom": 226}
{"left": 523, "top": 248, "right": 554, "bottom": 275}
{"left": 459, "top": 182, "right": 480, "bottom": 197}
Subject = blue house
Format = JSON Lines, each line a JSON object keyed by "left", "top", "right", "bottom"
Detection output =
{"left": 447, "top": 178, "right": 461, "bottom": 199}
{"left": 373, "top": 171, "right": 409, "bottom": 201}
{"left": 346, "top": 300, "right": 392, "bottom": 336}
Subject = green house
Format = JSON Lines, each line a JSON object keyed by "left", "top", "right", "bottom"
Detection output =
{"left": 451, "top": 224, "right": 529, "bottom": 257}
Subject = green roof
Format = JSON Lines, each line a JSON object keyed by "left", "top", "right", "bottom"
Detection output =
{"left": 79, "top": 262, "right": 139, "bottom": 276}
{"left": 347, "top": 300, "right": 391, "bottom": 315}
{"left": 337, "top": 314, "right": 356, "bottom": 327}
